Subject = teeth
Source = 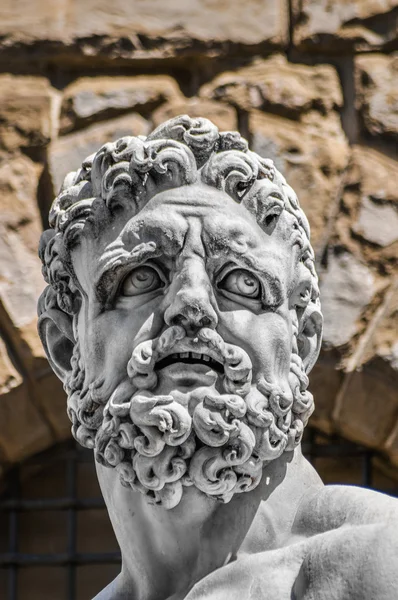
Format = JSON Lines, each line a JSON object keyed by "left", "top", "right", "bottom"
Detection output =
{"left": 192, "top": 352, "right": 201, "bottom": 359}
{"left": 202, "top": 355, "right": 210, "bottom": 362}
{"left": 180, "top": 352, "right": 189, "bottom": 358}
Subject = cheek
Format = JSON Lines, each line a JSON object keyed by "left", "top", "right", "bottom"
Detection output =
{"left": 82, "top": 300, "right": 165, "bottom": 386}
{"left": 218, "top": 309, "right": 292, "bottom": 382}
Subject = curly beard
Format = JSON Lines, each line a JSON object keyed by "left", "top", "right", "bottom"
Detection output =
{"left": 65, "top": 326, "right": 314, "bottom": 509}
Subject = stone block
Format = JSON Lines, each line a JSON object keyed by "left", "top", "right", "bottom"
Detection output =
{"left": 250, "top": 110, "right": 349, "bottom": 247}
{"left": 0, "top": 337, "right": 53, "bottom": 464}
{"left": 292, "top": 0, "right": 398, "bottom": 52}
{"left": 336, "top": 146, "right": 398, "bottom": 268}
{"left": 0, "top": 153, "right": 43, "bottom": 253}
{"left": 333, "top": 356, "right": 398, "bottom": 456}
{"left": 61, "top": 75, "right": 182, "bottom": 133}
{"left": 355, "top": 53, "right": 398, "bottom": 141}
{"left": 201, "top": 54, "right": 343, "bottom": 118}
{"left": 0, "top": 153, "right": 47, "bottom": 372}
{"left": 0, "top": 74, "right": 59, "bottom": 151}
{"left": 352, "top": 197, "right": 398, "bottom": 247}
{"left": 0, "top": 1, "right": 288, "bottom": 65}
{"left": 49, "top": 113, "right": 150, "bottom": 193}
{"left": 320, "top": 251, "right": 375, "bottom": 347}
{"left": 152, "top": 98, "right": 237, "bottom": 132}
{"left": 350, "top": 145, "right": 398, "bottom": 204}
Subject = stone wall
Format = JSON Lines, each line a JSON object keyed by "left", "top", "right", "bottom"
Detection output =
{"left": 0, "top": 0, "right": 397, "bottom": 471}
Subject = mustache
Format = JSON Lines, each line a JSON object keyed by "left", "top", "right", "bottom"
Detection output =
{"left": 126, "top": 325, "right": 253, "bottom": 396}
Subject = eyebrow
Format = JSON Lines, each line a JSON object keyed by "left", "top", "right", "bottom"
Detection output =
{"left": 94, "top": 241, "right": 160, "bottom": 306}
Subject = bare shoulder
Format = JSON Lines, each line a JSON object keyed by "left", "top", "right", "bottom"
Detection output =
{"left": 294, "top": 483, "right": 398, "bottom": 535}
{"left": 292, "top": 485, "right": 398, "bottom": 599}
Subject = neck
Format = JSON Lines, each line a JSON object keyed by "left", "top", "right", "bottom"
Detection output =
{"left": 95, "top": 447, "right": 322, "bottom": 600}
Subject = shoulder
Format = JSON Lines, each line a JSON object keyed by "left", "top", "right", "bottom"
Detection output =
{"left": 294, "top": 520, "right": 398, "bottom": 600}
{"left": 292, "top": 485, "right": 398, "bottom": 600}
{"left": 293, "top": 484, "right": 398, "bottom": 535}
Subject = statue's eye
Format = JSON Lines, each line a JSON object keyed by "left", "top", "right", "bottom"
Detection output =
{"left": 121, "top": 266, "right": 163, "bottom": 296}
{"left": 219, "top": 269, "right": 261, "bottom": 299}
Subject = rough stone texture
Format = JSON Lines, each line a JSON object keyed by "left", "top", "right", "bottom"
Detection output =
{"left": 0, "top": 152, "right": 69, "bottom": 462}
{"left": 353, "top": 197, "right": 398, "bottom": 246}
{"left": 250, "top": 110, "right": 349, "bottom": 247}
{"left": 332, "top": 282, "right": 398, "bottom": 464}
{"left": 61, "top": 75, "right": 182, "bottom": 133}
{"left": 49, "top": 113, "right": 150, "bottom": 192}
{"left": 201, "top": 54, "right": 343, "bottom": 118}
{"left": 0, "top": 153, "right": 46, "bottom": 360}
{"left": 0, "top": 75, "right": 59, "bottom": 151}
{"left": 0, "top": 0, "right": 288, "bottom": 66}
{"left": 335, "top": 146, "right": 398, "bottom": 271}
{"left": 152, "top": 98, "right": 237, "bottom": 132}
{"left": 320, "top": 251, "right": 376, "bottom": 347}
{"left": 292, "top": 0, "right": 398, "bottom": 52}
{"left": 355, "top": 53, "right": 398, "bottom": 140}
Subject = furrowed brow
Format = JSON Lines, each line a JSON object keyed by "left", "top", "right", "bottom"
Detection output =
{"left": 94, "top": 241, "right": 160, "bottom": 306}
{"left": 223, "top": 247, "right": 284, "bottom": 308}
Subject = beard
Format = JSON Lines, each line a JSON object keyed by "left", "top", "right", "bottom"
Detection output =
{"left": 65, "top": 325, "right": 314, "bottom": 510}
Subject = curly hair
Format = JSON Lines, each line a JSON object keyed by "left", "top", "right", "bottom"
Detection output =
{"left": 38, "top": 115, "right": 322, "bottom": 508}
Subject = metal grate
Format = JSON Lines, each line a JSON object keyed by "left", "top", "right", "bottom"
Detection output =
{"left": 0, "top": 442, "right": 121, "bottom": 600}
{"left": 0, "top": 428, "right": 397, "bottom": 599}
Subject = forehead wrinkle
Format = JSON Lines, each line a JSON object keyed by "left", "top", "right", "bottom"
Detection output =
{"left": 121, "top": 212, "right": 188, "bottom": 259}
{"left": 203, "top": 221, "right": 286, "bottom": 304}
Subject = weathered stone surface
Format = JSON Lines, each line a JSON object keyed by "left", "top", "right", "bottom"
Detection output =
{"left": 334, "top": 146, "right": 398, "bottom": 271}
{"left": 152, "top": 98, "right": 237, "bottom": 132}
{"left": 352, "top": 197, "right": 398, "bottom": 246}
{"left": 292, "top": 0, "right": 398, "bottom": 52}
{"left": 320, "top": 251, "right": 375, "bottom": 347}
{"left": 350, "top": 145, "right": 398, "bottom": 204}
{"left": 0, "top": 75, "right": 59, "bottom": 151}
{"left": 0, "top": 153, "right": 43, "bottom": 253}
{"left": 333, "top": 335, "right": 398, "bottom": 464}
{"left": 333, "top": 356, "right": 398, "bottom": 457}
{"left": 0, "top": 336, "right": 53, "bottom": 463}
{"left": 250, "top": 110, "right": 349, "bottom": 247}
{"left": 0, "top": 1, "right": 288, "bottom": 65}
{"left": 0, "top": 152, "right": 71, "bottom": 446}
{"left": 49, "top": 113, "right": 150, "bottom": 192}
{"left": 0, "top": 155, "right": 45, "bottom": 357}
{"left": 61, "top": 75, "right": 182, "bottom": 133}
{"left": 355, "top": 53, "right": 398, "bottom": 140}
{"left": 201, "top": 54, "right": 343, "bottom": 119}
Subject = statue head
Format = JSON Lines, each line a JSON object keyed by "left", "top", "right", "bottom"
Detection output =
{"left": 38, "top": 115, "right": 322, "bottom": 510}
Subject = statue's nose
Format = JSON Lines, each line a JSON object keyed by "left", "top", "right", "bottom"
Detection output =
{"left": 164, "top": 259, "right": 218, "bottom": 335}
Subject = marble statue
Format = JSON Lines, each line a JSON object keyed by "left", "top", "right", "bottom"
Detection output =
{"left": 37, "top": 116, "right": 398, "bottom": 599}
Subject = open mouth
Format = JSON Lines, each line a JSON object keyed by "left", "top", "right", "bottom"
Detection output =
{"left": 156, "top": 352, "right": 224, "bottom": 374}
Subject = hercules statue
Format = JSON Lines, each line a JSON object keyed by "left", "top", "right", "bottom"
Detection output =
{"left": 37, "top": 115, "right": 398, "bottom": 599}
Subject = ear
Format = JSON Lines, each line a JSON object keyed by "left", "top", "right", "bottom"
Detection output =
{"left": 38, "top": 308, "right": 75, "bottom": 382}
{"left": 297, "top": 307, "right": 323, "bottom": 374}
